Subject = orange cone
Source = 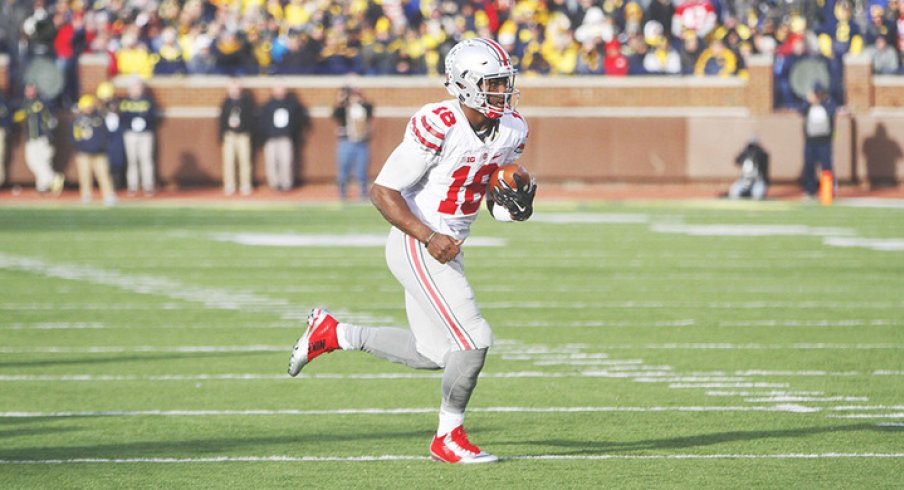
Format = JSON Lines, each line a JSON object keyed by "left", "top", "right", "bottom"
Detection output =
{"left": 819, "top": 170, "right": 834, "bottom": 206}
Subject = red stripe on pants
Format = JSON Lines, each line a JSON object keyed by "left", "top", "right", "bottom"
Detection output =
{"left": 406, "top": 235, "right": 473, "bottom": 350}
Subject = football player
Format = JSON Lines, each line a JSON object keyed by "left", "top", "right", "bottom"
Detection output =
{"left": 289, "top": 38, "right": 536, "bottom": 464}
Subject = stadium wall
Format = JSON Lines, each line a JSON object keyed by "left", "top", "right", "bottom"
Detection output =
{"left": 2, "top": 54, "right": 902, "bottom": 188}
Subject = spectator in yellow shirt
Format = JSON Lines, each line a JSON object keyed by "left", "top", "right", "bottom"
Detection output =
{"left": 116, "top": 33, "right": 156, "bottom": 79}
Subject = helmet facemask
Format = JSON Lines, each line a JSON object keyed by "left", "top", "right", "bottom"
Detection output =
{"left": 477, "top": 73, "right": 520, "bottom": 119}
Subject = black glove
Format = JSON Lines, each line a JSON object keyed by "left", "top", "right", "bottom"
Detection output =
{"left": 491, "top": 173, "right": 536, "bottom": 221}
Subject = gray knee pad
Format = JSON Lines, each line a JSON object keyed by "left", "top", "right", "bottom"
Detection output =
{"left": 441, "top": 348, "right": 488, "bottom": 414}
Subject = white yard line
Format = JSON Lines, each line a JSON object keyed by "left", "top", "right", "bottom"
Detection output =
{"left": 0, "top": 303, "right": 186, "bottom": 310}
{"left": 533, "top": 359, "right": 643, "bottom": 366}
{"left": 734, "top": 370, "right": 861, "bottom": 376}
{"left": 0, "top": 253, "right": 311, "bottom": 321}
{"left": 2, "top": 453, "right": 902, "bottom": 465}
{"left": 824, "top": 237, "right": 904, "bottom": 252}
{"left": 828, "top": 413, "right": 904, "bottom": 419}
{"left": 482, "top": 301, "right": 904, "bottom": 310}
{"left": 511, "top": 452, "right": 904, "bottom": 460}
{"left": 4, "top": 300, "right": 904, "bottom": 311}
{"left": 8, "top": 343, "right": 899, "bottom": 354}
{"left": 649, "top": 224, "right": 855, "bottom": 237}
{"left": 706, "top": 391, "right": 825, "bottom": 397}
{"left": 0, "top": 345, "right": 287, "bottom": 354}
{"left": 0, "top": 405, "right": 828, "bottom": 418}
{"left": 744, "top": 397, "right": 869, "bottom": 403}
{"left": 635, "top": 377, "right": 749, "bottom": 383}
{"left": 614, "top": 343, "right": 904, "bottom": 350}
{"left": 0, "top": 321, "right": 392, "bottom": 330}
{"left": 4, "top": 318, "right": 901, "bottom": 331}
{"left": 719, "top": 319, "right": 902, "bottom": 328}
{"left": 500, "top": 353, "right": 611, "bottom": 360}
{"left": 508, "top": 453, "right": 904, "bottom": 460}
{"left": 512, "top": 318, "right": 902, "bottom": 329}
{"left": 1, "top": 369, "right": 900, "bottom": 382}
{"left": 831, "top": 405, "right": 904, "bottom": 411}
{"left": 670, "top": 383, "right": 791, "bottom": 389}
{"left": 0, "top": 322, "right": 107, "bottom": 330}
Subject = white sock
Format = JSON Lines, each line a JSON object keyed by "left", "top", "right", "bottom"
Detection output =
{"left": 436, "top": 408, "right": 464, "bottom": 437}
{"left": 336, "top": 323, "right": 354, "bottom": 350}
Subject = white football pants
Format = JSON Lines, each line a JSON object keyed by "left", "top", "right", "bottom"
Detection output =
{"left": 25, "top": 137, "right": 56, "bottom": 191}
{"left": 384, "top": 226, "right": 493, "bottom": 366}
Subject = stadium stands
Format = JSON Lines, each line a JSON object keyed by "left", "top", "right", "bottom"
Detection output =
{"left": 6, "top": 1, "right": 904, "bottom": 102}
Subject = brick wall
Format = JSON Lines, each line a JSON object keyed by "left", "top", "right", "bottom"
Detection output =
{"left": 745, "top": 56, "right": 773, "bottom": 115}
{"left": 78, "top": 54, "right": 110, "bottom": 100}
{"left": 844, "top": 54, "right": 873, "bottom": 113}
{"left": 2, "top": 55, "right": 902, "bottom": 187}
{"left": 0, "top": 54, "right": 7, "bottom": 96}
{"left": 873, "top": 76, "right": 904, "bottom": 107}
{"left": 127, "top": 77, "right": 749, "bottom": 110}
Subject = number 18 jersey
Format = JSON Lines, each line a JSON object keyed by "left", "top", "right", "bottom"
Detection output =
{"left": 374, "top": 100, "right": 529, "bottom": 241}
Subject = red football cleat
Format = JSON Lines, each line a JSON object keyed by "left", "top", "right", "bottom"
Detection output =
{"left": 430, "top": 425, "right": 499, "bottom": 464}
{"left": 288, "top": 308, "right": 340, "bottom": 377}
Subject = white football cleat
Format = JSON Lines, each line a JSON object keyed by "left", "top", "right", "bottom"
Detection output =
{"left": 288, "top": 308, "right": 340, "bottom": 377}
{"left": 430, "top": 425, "right": 499, "bottom": 464}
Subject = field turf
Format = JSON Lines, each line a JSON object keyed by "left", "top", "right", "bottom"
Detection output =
{"left": 1, "top": 199, "right": 902, "bottom": 488}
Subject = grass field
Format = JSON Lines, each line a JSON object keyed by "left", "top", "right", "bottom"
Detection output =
{"left": 1, "top": 198, "right": 902, "bottom": 488}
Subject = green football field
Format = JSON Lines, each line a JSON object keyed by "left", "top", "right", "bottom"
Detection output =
{"left": 1, "top": 198, "right": 902, "bottom": 488}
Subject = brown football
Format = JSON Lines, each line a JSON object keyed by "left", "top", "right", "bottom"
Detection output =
{"left": 488, "top": 164, "right": 532, "bottom": 194}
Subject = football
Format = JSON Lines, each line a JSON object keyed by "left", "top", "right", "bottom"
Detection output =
{"left": 488, "top": 164, "right": 532, "bottom": 194}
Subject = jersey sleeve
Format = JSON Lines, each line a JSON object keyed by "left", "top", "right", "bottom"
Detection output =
{"left": 374, "top": 104, "right": 452, "bottom": 191}
{"left": 404, "top": 104, "right": 450, "bottom": 161}
{"left": 373, "top": 141, "right": 431, "bottom": 191}
{"left": 505, "top": 112, "right": 529, "bottom": 165}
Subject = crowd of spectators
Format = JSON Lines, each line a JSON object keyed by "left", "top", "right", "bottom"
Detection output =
{"left": 0, "top": 0, "right": 902, "bottom": 108}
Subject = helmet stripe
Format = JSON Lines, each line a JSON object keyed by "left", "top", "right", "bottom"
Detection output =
{"left": 478, "top": 38, "right": 510, "bottom": 68}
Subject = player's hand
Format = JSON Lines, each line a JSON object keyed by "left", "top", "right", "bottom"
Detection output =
{"left": 491, "top": 174, "right": 536, "bottom": 221}
{"left": 426, "top": 233, "right": 461, "bottom": 264}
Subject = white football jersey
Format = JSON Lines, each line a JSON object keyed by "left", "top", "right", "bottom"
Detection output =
{"left": 377, "top": 99, "right": 528, "bottom": 241}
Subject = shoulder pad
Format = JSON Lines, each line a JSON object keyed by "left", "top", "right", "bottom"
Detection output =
{"left": 505, "top": 110, "right": 528, "bottom": 133}
{"left": 408, "top": 103, "right": 454, "bottom": 154}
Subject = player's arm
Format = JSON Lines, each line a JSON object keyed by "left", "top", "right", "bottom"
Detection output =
{"left": 371, "top": 143, "right": 461, "bottom": 264}
{"left": 370, "top": 183, "right": 432, "bottom": 245}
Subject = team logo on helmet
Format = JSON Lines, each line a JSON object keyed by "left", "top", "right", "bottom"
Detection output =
{"left": 444, "top": 38, "right": 519, "bottom": 119}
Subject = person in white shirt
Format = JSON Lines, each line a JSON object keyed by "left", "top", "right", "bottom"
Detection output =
{"left": 798, "top": 81, "right": 838, "bottom": 199}
{"left": 288, "top": 38, "right": 536, "bottom": 464}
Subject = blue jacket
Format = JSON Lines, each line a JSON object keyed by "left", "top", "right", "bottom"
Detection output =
{"left": 72, "top": 111, "right": 109, "bottom": 154}
{"left": 18, "top": 97, "right": 56, "bottom": 140}
{"left": 259, "top": 95, "right": 309, "bottom": 140}
{"left": 119, "top": 95, "right": 156, "bottom": 133}
{"left": 0, "top": 96, "right": 11, "bottom": 131}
